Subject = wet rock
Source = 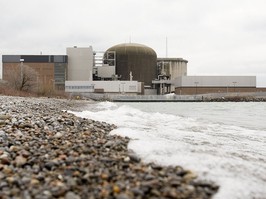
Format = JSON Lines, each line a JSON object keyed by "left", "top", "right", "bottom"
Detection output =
{"left": 150, "top": 163, "right": 163, "bottom": 170}
{"left": 128, "top": 153, "right": 141, "bottom": 163}
{"left": 183, "top": 170, "right": 198, "bottom": 182}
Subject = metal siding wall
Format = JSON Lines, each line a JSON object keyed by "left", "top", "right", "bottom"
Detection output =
{"left": 2, "top": 55, "right": 21, "bottom": 63}
{"left": 181, "top": 76, "right": 256, "bottom": 87}
{"left": 98, "top": 66, "right": 115, "bottom": 78}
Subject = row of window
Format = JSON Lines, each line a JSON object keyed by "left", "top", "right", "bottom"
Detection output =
{"left": 66, "top": 85, "right": 137, "bottom": 90}
{"left": 66, "top": 86, "right": 94, "bottom": 89}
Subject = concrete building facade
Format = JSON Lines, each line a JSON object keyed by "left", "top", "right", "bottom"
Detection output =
{"left": 157, "top": 58, "right": 188, "bottom": 79}
{"left": 173, "top": 76, "right": 258, "bottom": 95}
{"left": 154, "top": 57, "right": 188, "bottom": 94}
{"left": 65, "top": 80, "right": 142, "bottom": 94}
{"left": 67, "top": 46, "right": 93, "bottom": 81}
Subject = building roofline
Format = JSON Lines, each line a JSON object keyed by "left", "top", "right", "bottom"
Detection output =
{"left": 157, "top": 57, "right": 188, "bottom": 63}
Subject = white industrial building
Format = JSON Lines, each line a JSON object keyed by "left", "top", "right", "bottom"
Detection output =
{"left": 65, "top": 80, "right": 142, "bottom": 94}
{"left": 153, "top": 75, "right": 258, "bottom": 95}
{"left": 173, "top": 76, "right": 257, "bottom": 95}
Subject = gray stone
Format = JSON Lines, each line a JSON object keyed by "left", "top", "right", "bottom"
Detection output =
{"left": 65, "top": 191, "right": 80, "bottom": 199}
{"left": 128, "top": 153, "right": 141, "bottom": 163}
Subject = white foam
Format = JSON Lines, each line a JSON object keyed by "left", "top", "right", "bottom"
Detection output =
{"left": 71, "top": 102, "right": 266, "bottom": 199}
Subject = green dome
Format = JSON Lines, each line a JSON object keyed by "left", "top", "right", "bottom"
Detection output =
{"left": 104, "top": 43, "right": 157, "bottom": 85}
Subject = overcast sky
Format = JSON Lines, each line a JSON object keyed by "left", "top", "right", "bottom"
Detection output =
{"left": 1, "top": 0, "right": 266, "bottom": 86}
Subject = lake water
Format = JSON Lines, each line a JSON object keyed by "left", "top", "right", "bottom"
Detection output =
{"left": 71, "top": 102, "right": 266, "bottom": 199}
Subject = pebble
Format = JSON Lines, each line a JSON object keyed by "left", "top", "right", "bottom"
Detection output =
{"left": 65, "top": 191, "right": 81, "bottom": 199}
{"left": 0, "top": 95, "right": 219, "bottom": 199}
{"left": 128, "top": 152, "right": 141, "bottom": 163}
{"left": 15, "top": 155, "right": 27, "bottom": 167}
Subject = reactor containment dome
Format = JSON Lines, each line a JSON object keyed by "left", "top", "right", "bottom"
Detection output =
{"left": 104, "top": 43, "right": 157, "bottom": 85}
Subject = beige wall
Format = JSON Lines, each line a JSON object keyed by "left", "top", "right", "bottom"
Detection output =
{"left": 169, "top": 61, "right": 187, "bottom": 79}
{"left": 157, "top": 58, "right": 188, "bottom": 92}
{"left": 97, "top": 65, "right": 115, "bottom": 78}
{"left": 175, "top": 87, "right": 265, "bottom": 95}
{"left": 67, "top": 47, "right": 93, "bottom": 81}
{"left": 157, "top": 59, "right": 187, "bottom": 79}
{"left": 173, "top": 76, "right": 256, "bottom": 87}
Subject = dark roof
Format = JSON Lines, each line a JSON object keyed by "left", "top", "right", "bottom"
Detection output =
{"left": 106, "top": 43, "right": 157, "bottom": 56}
{"left": 2, "top": 55, "right": 67, "bottom": 63}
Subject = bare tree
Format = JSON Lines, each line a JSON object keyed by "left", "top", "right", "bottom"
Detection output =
{"left": 5, "top": 64, "right": 38, "bottom": 91}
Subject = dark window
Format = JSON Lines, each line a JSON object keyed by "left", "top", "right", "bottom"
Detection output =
{"left": 21, "top": 55, "right": 50, "bottom": 63}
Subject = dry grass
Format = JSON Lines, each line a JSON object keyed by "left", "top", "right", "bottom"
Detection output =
{"left": 0, "top": 81, "right": 69, "bottom": 99}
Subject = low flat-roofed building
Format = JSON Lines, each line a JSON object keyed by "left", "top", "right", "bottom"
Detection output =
{"left": 173, "top": 76, "right": 258, "bottom": 95}
{"left": 2, "top": 55, "right": 67, "bottom": 90}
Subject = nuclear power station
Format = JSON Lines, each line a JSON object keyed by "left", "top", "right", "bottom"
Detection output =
{"left": 2, "top": 42, "right": 265, "bottom": 96}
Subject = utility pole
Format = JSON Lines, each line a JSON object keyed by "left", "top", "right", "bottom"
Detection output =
{"left": 166, "top": 37, "right": 168, "bottom": 58}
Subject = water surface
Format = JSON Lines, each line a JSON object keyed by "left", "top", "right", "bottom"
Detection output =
{"left": 72, "top": 102, "right": 266, "bottom": 199}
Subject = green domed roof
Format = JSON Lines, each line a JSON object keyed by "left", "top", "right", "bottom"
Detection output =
{"left": 106, "top": 43, "right": 157, "bottom": 56}
{"left": 104, "top": 43, "right": 157, "bottom": 85}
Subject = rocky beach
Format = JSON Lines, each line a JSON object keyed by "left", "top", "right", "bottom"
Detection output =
{"left": 0, "top": 96, "right": 218, "bottom": 199}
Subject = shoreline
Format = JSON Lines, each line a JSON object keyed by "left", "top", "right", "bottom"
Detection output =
{"left": 76, "top": 92, "right": 266, "bottom": 102}
{"left": 0, "top": 95, "right": 218, "bottom": 199}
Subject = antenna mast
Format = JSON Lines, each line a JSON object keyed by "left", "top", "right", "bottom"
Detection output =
{"left": 166, "top": 37, "right": 168, "bottom": 58}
